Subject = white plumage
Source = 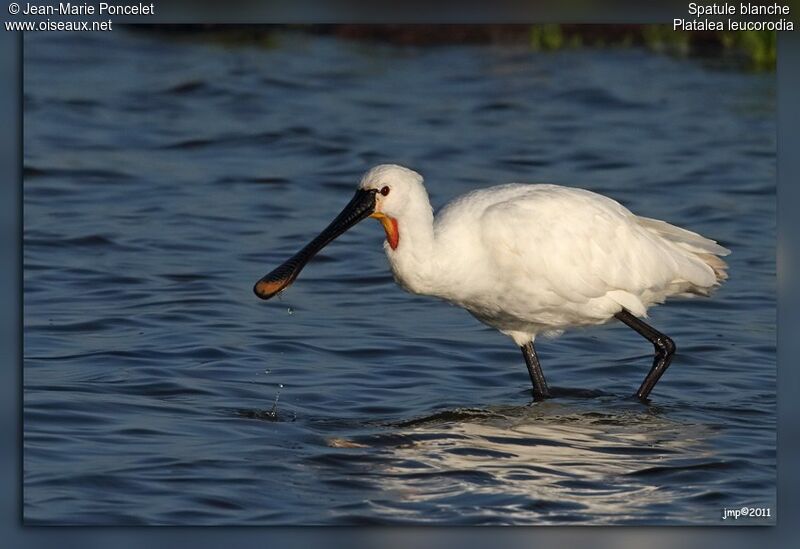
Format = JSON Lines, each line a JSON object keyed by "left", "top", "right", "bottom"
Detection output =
{"left": 360, "top": 165, "right": 729, "bottom": 347}
{"left": 255, "top": 163, "right": 730, "bottom": 400}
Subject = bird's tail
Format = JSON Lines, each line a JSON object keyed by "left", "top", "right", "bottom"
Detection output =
{"left": 637, "top": 216, "right": 730, "bottom": 291}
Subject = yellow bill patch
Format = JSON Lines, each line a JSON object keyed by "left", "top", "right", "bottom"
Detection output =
{"left": 370, "top": 212, "right": 400, "bottom": 250}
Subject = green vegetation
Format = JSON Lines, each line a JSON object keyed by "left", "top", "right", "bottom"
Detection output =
{"left": 529, "top": 25, "right": 569, "bottom": 50}
{"left": 132, "top": 25, "right": 777, "bottom": 71}
{"left": 529, "top": 24, "right": 776, "bottom": 71}
{"left": 725, "top": 29, "right": 777, "bottom": 70}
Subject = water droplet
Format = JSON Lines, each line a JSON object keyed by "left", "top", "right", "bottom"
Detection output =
{"left": 270, "top": 383, "right": 284, "bottom": 417}
{"left": 287, "top": 307, "right": 294, "bottom": 315}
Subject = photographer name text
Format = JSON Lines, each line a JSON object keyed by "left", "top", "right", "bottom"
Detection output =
{"left": 20, "top": 2, "right": 154, "bottom": 15}
{"left": 675, "top": 2, "right": 793, "bottom": 31}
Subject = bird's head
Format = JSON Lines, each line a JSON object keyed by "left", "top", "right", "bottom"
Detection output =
{"left": 253, "top": 164, "right": 423, "bottom": 300}
{"left": 359, "top": 164, "right": 425, "bottom": 251}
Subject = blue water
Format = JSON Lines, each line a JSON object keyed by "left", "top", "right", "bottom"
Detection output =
{"left": 23, "top": 29, "right": 775, "bottom": 525}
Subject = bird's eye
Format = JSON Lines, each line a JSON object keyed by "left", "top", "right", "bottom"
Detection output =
{"left": 380, "top": 186, "right": 390, "bottom": 196}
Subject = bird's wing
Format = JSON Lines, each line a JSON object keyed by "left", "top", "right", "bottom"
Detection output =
{"left": 478, "top": 186, "right": 684, "bottom": 306}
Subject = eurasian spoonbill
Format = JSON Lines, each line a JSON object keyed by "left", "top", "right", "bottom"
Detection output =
{"left": 254, "top": 165, "right": 729, "bottom": 401}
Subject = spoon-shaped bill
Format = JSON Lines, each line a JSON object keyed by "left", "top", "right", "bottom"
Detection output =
{"left": 253, "top": 188, "right": 378, "bottom": 300}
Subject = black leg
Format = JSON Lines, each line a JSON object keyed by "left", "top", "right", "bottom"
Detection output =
{"left": 521, "top": 342, "right": 551, "bottom": 401}
{"left": 614, "top": 309, "right": 676, "bottom": 401}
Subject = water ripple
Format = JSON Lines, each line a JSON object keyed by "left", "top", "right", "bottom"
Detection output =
{"left": 23, "top": 29, "right": 775, "bottom": 525}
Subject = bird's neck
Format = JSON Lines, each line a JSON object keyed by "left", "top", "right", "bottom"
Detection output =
{"left": 384, "top": 196, "right": 439, "bottom": 296}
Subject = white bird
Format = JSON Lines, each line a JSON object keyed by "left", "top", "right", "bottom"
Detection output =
{"left": 255, "top": 164, "right": 730, "bottom": 401}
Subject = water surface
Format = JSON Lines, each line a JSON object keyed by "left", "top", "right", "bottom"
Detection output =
{"left": 23, "top": 29, "right": 775, "bottom": 525}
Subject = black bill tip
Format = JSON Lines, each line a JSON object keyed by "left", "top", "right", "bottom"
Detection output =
{"left": 253, "top": 188, "right": 377, "bottom": 300}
